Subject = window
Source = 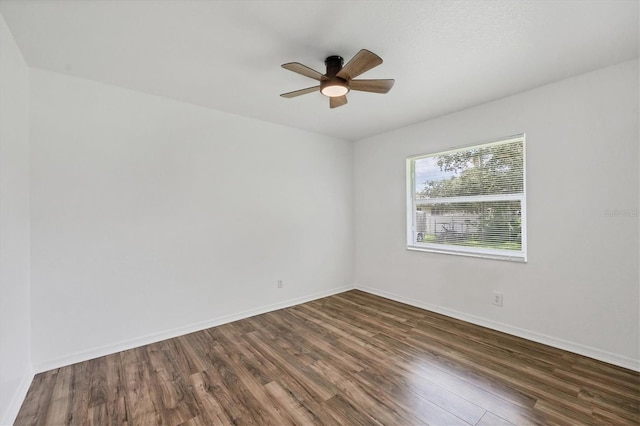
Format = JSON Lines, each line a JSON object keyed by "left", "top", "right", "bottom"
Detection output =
{"left": 406, "top": 135, "right": 526, "bottom": 262}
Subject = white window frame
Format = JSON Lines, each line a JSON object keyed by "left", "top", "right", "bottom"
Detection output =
{"left": 406, "top": 134, "right": 527, "bottom": 262}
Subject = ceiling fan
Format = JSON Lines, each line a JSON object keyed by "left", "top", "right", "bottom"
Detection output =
{"left": 280, "top": 49, "right": 395, "bottom": 109}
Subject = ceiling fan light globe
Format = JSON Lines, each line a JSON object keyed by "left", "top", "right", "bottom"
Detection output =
{"left": 321, "top": 84, "right": 349, "bottom": 97}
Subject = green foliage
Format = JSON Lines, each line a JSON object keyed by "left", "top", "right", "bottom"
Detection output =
{"left": 420, "top": 142, "right": 524, "bottom": 199}
{"left": 477, "top": 202, "right": 522, "bottom": 245}
{"left": 418, "top": 141, "right": 524, "bottom": 247}
{"left": 451, "top": 239, "right": 521, "bottom": 251}
{"left": 419, "top": 234, "right": 437, "bottom": 243}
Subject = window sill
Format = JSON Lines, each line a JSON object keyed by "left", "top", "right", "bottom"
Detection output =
{"left": 407, "top": 244, "right": 527, "bottom": 263}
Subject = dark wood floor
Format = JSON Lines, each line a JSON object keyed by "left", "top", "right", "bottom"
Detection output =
{"left": 15, "top": 290, "right": 640, "bottom": 425}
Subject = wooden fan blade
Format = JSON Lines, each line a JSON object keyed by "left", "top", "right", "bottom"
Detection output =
{"left": 330, "top": 95, "right": 348, "bottom": 109}
{"left": 280, "top": 86, "right": 320, "bottom": 98}
{"left": 281, "top": 62, "right": 324, "bottom": 81}
{"left": 349, "top": 79, "right": 395, "bottom": 94}
{"left": 336, "top": 49, "right": 383, "bottom": 80}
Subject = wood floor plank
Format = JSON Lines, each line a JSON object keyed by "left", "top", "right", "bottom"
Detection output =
{"left": 208, "top": 335, "right": 298, "bottom": 425}
{"left": 355, "top": 363, "right": 486, "bottom": 425}
{"left": 477, "top": 411, "right": 515, "bottom": 426}
{"left": 176, "top": 331, "right": 218, "bottom": 374}
{"left": 120, "top": 359, "right": 163, "bottom": 425}
{"left": 322, "top": 394, "right": 382, "bottom": 425}
{"left": 201, "top": 345, "right": 275, "bottom": 424}
{"left": 144, "top": 342, "right": 201, "bottom": 424}
{"left": 188, "top": 370, "right": 235, "bottom": 425}
{"left": 13, "top": 369, "right": 58, "bottom": 425}
{"left": 86, "top": 403, "right": 107, "bottom": 426}
{"left": 14, "top": 290, "right": 640, "bottom": 425}
{"left": 309, "top": 359, "right": 428, "bottom": 426}
{"left": 105, "top": 396, "right": 128, "bottom": 426}
{"left": 242, "top": 329, "right": 338, "bottom": 403}
{"left": 263, "top": 380, "right": 328, "bottom": 426}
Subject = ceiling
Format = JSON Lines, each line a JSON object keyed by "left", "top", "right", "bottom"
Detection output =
{"left": 1, "top": 0, "right": 638, "bottom": 141}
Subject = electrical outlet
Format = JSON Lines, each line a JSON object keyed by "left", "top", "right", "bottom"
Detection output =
{"left": 277, "top": 280, "right": 283, "bottom": 288}
{"left": 493, "top": 291, "right": 503, "bottom": 307}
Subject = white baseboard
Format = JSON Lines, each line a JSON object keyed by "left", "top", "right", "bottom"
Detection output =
{"left": 33, "top": 285, "right": 353, "bottom": 373}
{"left": 1, "top": 368, "right": 34, "bottom": 426}
{"left": 31, "top": 282, "right": 640, "bottom": 374}
{"left": 355, "top": 284, "right": 640, "bottom": 372}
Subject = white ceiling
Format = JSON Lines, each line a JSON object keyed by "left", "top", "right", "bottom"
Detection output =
{"left": 1, "top": 0, "right": 638, "bottom": 141}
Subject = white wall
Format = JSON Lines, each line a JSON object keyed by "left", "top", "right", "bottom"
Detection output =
{"left": 29, "top": 69, "right": 354, "bottom": 370}
{"left": 354, "top": 60, "right": 640, "bottom": 370}
{"left": 0, "top": 13, "right": 32, "bottom": 425}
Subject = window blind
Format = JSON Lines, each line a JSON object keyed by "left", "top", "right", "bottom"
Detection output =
{"left": 407, "top": 135, "right": 526, "bottom": 262}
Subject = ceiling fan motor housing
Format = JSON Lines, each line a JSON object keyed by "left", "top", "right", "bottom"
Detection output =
{"left": 321, "top": 55, "right": 349, "bottom": 97}
{"left": 324, "top": 55, "right": 344, "bottom": 76}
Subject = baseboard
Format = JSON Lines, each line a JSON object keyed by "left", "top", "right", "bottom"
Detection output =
{"left": 33, "top": 285, "right": 354, "bottom": 373}
{"left": 33, "top": 282, "right": 639, "bottom": 373}
{"left": 355, "top": 284, "right": 640, "bottom": 372}
{"left": 1, "top": 368, "right": 34, "bottom": 426}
